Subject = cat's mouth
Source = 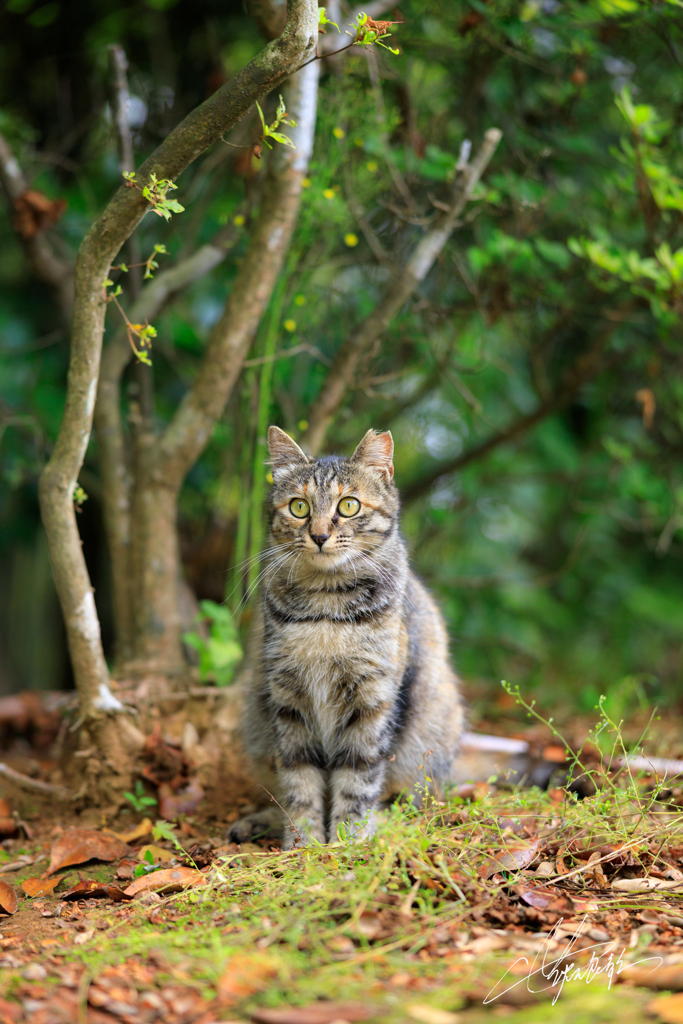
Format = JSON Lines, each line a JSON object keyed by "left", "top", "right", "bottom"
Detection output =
{"left": 307, "top": 547, "right": 348, "bottom": 570}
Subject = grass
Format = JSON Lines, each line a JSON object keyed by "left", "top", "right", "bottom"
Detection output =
{"left": 4, "top": 698, "right": 683, "bottom": 1022}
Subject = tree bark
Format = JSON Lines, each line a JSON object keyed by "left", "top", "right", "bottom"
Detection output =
{"left": 300, "top": 128, "right": 502, "bottom": 455}
{"left": 94, "top": 221, "right": 245, "bottom": 665}
{"left": 118, "top": 57, "right": 321, "bottom": 675}
{"left": 37, "top": 0, "right": 318, "bottom": 792}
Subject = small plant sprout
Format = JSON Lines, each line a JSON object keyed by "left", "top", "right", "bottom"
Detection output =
{"left": 111, "top": 243, "right": 168, "bottom": 281}
{"left": 103, "top": 277, "right": 157, "bottom": 365}
{"left": 123, "top": 780, "right": 158, "bottom": 813}
{"left": 318, "top": 7, "right": 339, "bottom": 33}
{"left": 144, "top": 243, "right": 168, "bottom": 279}
{"left": 347, "top": 12, "right": 401, "bottom": 54}
{"left": 254, "top": 95, "right": 297, "bottom": 158}
{"left": 153, "top": 819, "right": 199, "bottom": 869}
{"left": 72, "top": 485, "right": 88, "bottom": 511}
{"left": 123, "top": 170, "right": 185, "bottom": 221}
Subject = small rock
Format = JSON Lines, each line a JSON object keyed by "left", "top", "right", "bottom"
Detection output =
{"left": 22, "top": 964, "right": 47, "bottom": 981}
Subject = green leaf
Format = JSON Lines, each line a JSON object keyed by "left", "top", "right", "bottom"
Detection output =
{"left": 268, "top": 132, "right": 295, "bottom": 148}
{"left": 153, "top": 819, "right": 178, "bottom": 845}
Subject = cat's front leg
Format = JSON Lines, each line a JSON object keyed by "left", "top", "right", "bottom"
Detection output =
{"left": 274, "top": 708, "right": 327, "bottom": 848}
{"left": 329, "top": 708, "right": 390, "bottom": 841}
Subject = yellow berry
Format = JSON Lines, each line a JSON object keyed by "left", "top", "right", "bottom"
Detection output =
{"left": 294, "top": 294, "right": 306, "bottom": 306}
{"left": 323, "top": 188, "right": 335, "bottom": 199}
{"left": 366, "top": 160, "right": 378, "bottom": 172}
{"left": 302, "top": 177, "right": 311, "bottom": 187}
{"left": 233, "top": 213, "right": 246, "bottom": 226}
{"left": 298, "top": 419, "right": 309, "bottom": 432}
{"left": 284, "top": 319, "right": 296, "bottom": 332}
{"left": 333, "top": 126, "right": 345, "bottom": 139}
{"left": 344, "top": 233, "right": 359, "bottom": 247}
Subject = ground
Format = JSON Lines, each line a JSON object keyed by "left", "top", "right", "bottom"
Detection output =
{"left": 1, "top": 693, "right": 683, "bottom": 1024}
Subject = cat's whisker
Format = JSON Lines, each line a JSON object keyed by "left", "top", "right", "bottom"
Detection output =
{"left": 237, "top": 550, "right": 293, "bottom": 612}
{"left": 225, "top": 542, "right": 297, "bottom": 603}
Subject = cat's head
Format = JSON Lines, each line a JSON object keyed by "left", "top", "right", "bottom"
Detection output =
{"left": 266, "top": 426, "right": 399, "bottom": 571}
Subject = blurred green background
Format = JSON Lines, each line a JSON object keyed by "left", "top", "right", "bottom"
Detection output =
{"left": 1, "top": 0, "right": 682, "bottom": 719}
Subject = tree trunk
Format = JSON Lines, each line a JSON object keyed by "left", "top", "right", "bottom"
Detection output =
{"left": 106, "top": 59, "right": 320, "bottom": 680}
{"left": 127, "top": 477, "right": 185, "bottom": 677}
{"left": 37, "top": 0, "right": 318, "bottom": 800}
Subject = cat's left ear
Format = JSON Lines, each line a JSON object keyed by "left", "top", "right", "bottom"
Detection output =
{"left": 351, "top": 429, "right": 394, "bottom": 480}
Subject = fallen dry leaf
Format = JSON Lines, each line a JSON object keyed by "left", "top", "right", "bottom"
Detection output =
{"left": 0, "top": 995, "right": 23, "bottom": 1021}
{"left": 407, "top": 1005, "right": 460, "bottom": 1024}
{"left": 218, "top": 953, "right": 278, "bottom": 1003}
{"left": 356, "top": 910, "right": 382, "bottom": 940}
{"left": 0, "top": 800, "right": 10, "bottom": 818}
{"left": 569, "top": 896, "right": 600, "bottom": 914}
{"left": 250, "top": 1001, "right": 372, "bottom": 1023}
{"left": 116, "top": 859, "right": 137, "bottom": 880}
{"left": 158, "top": 778, "right": 204, "bottom": 820}
{"left": 105, "top": 817, "right": 153, "bottom": 844}
{"left": 62, "top": 879, "right": 133, "bottom": 902}
{"left": 516, "top": 884, "right": 559, "bottom": 909}
{"left": 613, "top": 878, "right": 683, "bottom": 893}
{"left": 622, "top": 964, "right": 683, "bottom": 991}
{"left": 0, "top": 818, "right": 16, "bottom": 837}
{"left": 0, "top": 881, "right": 17, "bottom": 915}
{"left": 586, "top": 851, "right": 609, "bottom": 888}
{"left": 460, "top": 935, "right": 509, "bottom": 954}
{"left": 74, "top": 928, "right": 95, "bottom": 945}
{"left": 555, "top": 847, "right": 570, "bottom": 875}
{"left": 542, "top": 744, "right": 568, "bottom": 763}
{"left": 124, "top": 866, "right": 206, "bottom": 896}
{"left": 481, "top": 840, "right": 539, "bottom": 878}
{"left": 137, "top": 844, "right": 175, "bottom": 863}
{"left": 48, "top": 828, "right": 129, "bottom": 875}
{"left": 648, "top": 993, "right": 683, "bottom": 1023}
{"left": 497, "top": 839, "right": 539, "bottom": 871}
{"left": 21, "top": 875, "right": 63, "bottom": 898}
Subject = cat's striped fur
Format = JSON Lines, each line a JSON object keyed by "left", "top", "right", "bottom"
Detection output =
{"left": 229, "top": 426, "right": 464, "bottom": 847}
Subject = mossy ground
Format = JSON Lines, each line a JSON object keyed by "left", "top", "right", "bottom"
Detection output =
{"left": 1, "top": 777, "right": 683, "bottom": 1023}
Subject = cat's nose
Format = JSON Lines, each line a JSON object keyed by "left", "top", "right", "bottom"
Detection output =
{"left": 310, "top": 532, "right": 331, "bottom": 549}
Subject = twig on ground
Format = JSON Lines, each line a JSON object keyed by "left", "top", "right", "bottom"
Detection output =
{"left": 0, "top": 761, "right": 71, "bottom": 798}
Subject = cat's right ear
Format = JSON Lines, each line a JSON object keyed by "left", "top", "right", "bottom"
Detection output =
{"left": 267, "top": 426, "right": 309, "bottom": 481}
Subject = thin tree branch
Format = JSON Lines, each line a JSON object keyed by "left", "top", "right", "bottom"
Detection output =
{"left": 151, "top": 57, "right": 321, "bottom": 493}
{"left": 401, "top": 324, "right": 625, "bottom": 504}
{"left": 108, "top": 45, "right": 135, "bottom": 175}
{"left": 94, "top": 220, "right": 245, "bottom": 662}
{"left": 0, "top": 132, "right": 74, "bottom": 324}
{"left": 38, "top": 0, "right": 319, "bottom": 718}
{"left": 300, "top": 127, "right": 503, "bottom": 455}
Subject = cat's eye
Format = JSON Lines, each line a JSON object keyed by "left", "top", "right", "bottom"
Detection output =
{"left": 289, "top": 498, "right": 310, "bottom": 518}
{"left": 338, "top": 497, "right": 361, "bottom": 517}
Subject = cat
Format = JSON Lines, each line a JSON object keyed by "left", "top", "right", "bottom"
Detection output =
{"left": 229, "top": 426, "right": 464, "bottom": 848}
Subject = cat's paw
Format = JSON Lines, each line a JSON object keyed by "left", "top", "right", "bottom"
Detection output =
{"left": 331, "top": 808, "right": 377, "bottom": 843}
{"left": 228, "top": 807, "right": 282, "bottom": 844}
{"left": 281, "top": 819, "right": 326, "bottom": 850}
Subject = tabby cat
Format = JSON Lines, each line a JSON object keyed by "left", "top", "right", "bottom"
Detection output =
{"left": 229, "top": 426, "right": 464, "bottom": 848}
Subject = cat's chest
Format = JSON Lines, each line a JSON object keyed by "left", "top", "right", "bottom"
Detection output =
{"left": 268, "top": 618, "right": 375, "bottom": 672}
